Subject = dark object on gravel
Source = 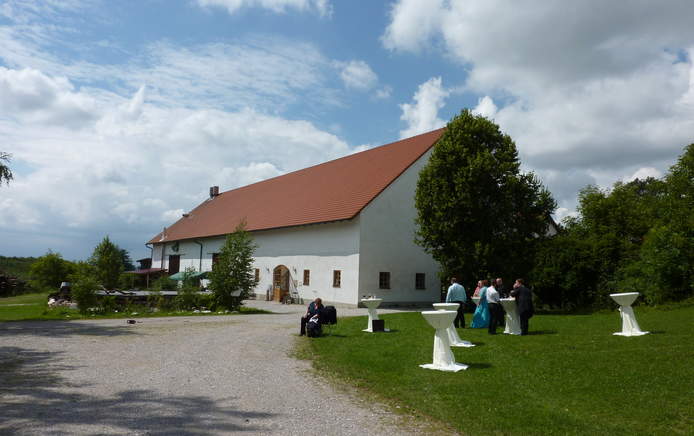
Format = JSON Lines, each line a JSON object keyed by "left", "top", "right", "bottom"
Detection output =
{"left": 126, "top": 319, "right": 136, "bottom": 324}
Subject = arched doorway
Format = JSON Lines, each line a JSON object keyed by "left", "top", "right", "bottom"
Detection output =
{"left": 272, "top": 265, "right": 290, "bottom": 303}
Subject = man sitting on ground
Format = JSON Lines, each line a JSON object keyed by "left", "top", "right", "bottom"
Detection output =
{"left": 300, "top": 297, "right": 323, "bottom": 336}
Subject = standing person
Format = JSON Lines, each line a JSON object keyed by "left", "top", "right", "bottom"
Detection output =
{"left": 486, "top": 280, "right": 502, "bottom": 334}
{"left": 300, "top": 297, "right": 323, "bottom": 336}
{"left": 446, "top": 277, "right": 467, "bottom": 328}
{"left": 471, "top": 279, "right": 490, "bottom": 328}
{"left": 495, "top": 278, "right": 507, "bottom": 298}
{"left": 473, "top": 280, "right": 482, "bottom": 297}
{"left": 511, "top": 279, "right": 534, "bottom": 335}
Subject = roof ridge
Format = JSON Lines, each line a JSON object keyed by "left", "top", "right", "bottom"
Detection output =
{"left": 215, "top": 127, "right": 445, "bottom": 197}
{"left": 148, "top": 127, "right": 445, "bottom": 244}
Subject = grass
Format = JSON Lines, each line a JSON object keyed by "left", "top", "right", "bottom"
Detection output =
{"left": 300, "top": 306, "right": 694, "bottom": 435}
{"left": 0, "top": 292, "right": 270, "bottom": 321}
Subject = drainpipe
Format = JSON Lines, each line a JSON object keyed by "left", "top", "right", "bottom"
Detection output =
{"left": 193, "top": 240, "right": 203, "bottom": 272}
{"left": 145, "top": 243, "right": 153, "bottom": 262}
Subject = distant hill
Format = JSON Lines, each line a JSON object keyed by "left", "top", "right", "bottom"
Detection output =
{"left": 0, "top": 256, "right": 37, "bottom": 282}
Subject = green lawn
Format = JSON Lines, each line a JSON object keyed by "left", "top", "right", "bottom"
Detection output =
{"left": 0, "top": 292, "right": 269, "bottom": 321}
{"left": 301, "top": 306, "right": 694, "bottom": 435}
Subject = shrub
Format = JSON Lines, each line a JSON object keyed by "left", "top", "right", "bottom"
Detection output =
{"left": 209, "top": 222, "right": 256, "bottom": 311}
{"left": 29, "top": 251, "right": 75, "bottom": 293}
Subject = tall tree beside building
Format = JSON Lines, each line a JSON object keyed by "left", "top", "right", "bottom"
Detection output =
{"left": 208, "top": 222, "right": 257, "bottom": 311}
{"left": 0, "top": 152, "right": 13, "bottom": 186}
{"left": 89, "top": 236, "right": 126, "bottom": 289}
{"left": 415, "top": 109, "right": 556, "bottom": 285}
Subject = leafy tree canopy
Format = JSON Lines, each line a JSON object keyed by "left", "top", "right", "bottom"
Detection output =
{"left": 415, "top": 109, "right": 556, "bottom": 285}
{"left": 0, "top": 152, "right": 12, "bottom": 186}
{"left": 208, "top": 221, "right": 257, "bottom": 311}
{"left": 28, "top": 251, "right": 76, "bottom": 292}
{"left": 531, "top": 143, "right": 694, "bottom": 309}
{"left": 89, "top": 236, "right": 126, "bottom": 289}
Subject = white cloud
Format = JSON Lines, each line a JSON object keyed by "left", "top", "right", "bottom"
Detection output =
{"left": 338, "top": 60, "right": 378, "bottom": 90}
{"left": 0, "top": 10, "right": 341, "bottom": 113}
{"left": 384, "top": 0, "right": 694, "bottom": 214}
{"left": 382, "top": 0, "right": 444, "bottom": 53}
{"left": 375, "top": 85, "right": 392, "bottom": 99}
{"left": 161, "top": 209, "right": 185, "bottom": 223}
{"left": 0, "top": 68, "right": 356, "bottom": 259}
{"left": 623, "top": 167, "right": 662, "bottom": 183}
{"left": 399, "top": 77, "right": 449, "bottom": 138}
{"left": 471, "top": 95, "right": 497, "bottom": 119}
{"left": 0, "top": 67, "right": 98, "bottom": 128}
{"left": 197, "top": 0, "right": 332, "bottom": 17}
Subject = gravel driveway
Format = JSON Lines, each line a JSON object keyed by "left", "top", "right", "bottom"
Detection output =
{"left": 0, "top": 301, "right": 434, "bottom": 435}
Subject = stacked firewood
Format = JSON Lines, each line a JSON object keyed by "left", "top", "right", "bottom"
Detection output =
{"left": 0, "top": 271, "right": 28, "bottom": 297}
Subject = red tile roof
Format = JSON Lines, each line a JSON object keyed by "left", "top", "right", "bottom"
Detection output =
{"left": 148, "top": 128, "right": 444, "bottom": 244}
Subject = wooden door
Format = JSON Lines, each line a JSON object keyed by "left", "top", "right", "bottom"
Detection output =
{"left": 168, "top": 255, "right": 180, "bottom": 275}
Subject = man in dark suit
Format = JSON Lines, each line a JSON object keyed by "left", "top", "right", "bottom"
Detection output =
{"left": 511, "top": 279, "right": 534, "bottom": 335}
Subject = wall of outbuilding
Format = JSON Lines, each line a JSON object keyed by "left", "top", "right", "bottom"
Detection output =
{"left": 152, "top": 219, "right": 361, "bottom": 306}
{"left": 358, "top": 148, "right": 441, "bottom": 305}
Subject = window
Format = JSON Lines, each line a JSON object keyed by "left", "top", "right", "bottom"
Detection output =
{"left": 379, "top": 272, "right": 391, "bottom": 289}
{"left": 254, "top": 268, "right": 260, "bottom": 283}
{"left": 333, "top": 270, "right": 341, "bottom": 288}
{"left": 168, "top": 255, "right": 180, "bottom": 275}
{"left": 303, "top": 269, "right": 310, "bottom": 286}
{"left": 415, "top": 273, "right": 426, "bottom": 290}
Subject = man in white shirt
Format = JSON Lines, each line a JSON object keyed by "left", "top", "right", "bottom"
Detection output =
{"left": 445, "top": 277, "right": 467, "bottom": 328}
{"left": 486, "top": 282, "right": 502, "bottom": 334}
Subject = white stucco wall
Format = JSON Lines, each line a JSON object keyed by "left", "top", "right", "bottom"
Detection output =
{"left": 358, "top": 148, "right": 441, "bottom": 304}
{"left": 151, "top": 219, "right": 361, "bottom": 306}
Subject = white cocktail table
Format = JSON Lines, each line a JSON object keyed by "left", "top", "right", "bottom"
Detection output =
{"left": 419, "top": 310, "right": 468, "bottom": 372}
{"left": 472, "top": 296, "right": 481, "bottom": 306}
{"left": 609, "top": 292, "right": 649, "bottom": 336}
{"left": 361, "top": 298, "right": 389, "bottom": 332}
{"left": 432, "top": 303, "right": 475, "bottom": 347}
{"left": 499, "top": 298, "right": 521, "bottom": 335}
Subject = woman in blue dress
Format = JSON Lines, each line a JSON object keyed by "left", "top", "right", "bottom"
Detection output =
{"left": 471, "top": 279, "right": 490, "bottom": 328}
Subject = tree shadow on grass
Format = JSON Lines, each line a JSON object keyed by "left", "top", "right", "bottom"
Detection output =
{"left": 527, "top": 330, "right": 558, "bottom": 335}
{"left": 0, "top": 320, "right": 140, "bottom": 338}
{"left": 464, "top": 362, "right": 493, "bottom": 370}
{"left": 466, "top": 341, "right": 485, "bottom": 346}
{"left": 0, "top": 346, "right": 277, "bottom": 435}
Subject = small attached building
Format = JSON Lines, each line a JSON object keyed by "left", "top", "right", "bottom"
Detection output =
{"left": 148, "top": 129, "right": 444, "bottom": 306}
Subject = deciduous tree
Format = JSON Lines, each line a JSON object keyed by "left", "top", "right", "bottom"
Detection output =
{"left": 208, "top": 221, "right": 256, "bottom": 311}
{"left": 89, "top": 236, "right": 126, "bottom": 289}
{"left": 415, "top": 109, "right": 556, "bottom": 286}
{"left": 28, "top": 251, "right": 75, "bottom": 292}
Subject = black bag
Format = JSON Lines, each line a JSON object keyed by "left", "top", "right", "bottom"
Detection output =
{"left": 322, "top": 306, "right": 337, "bottom": 325}
{"left": 307, "top": 316, "right": 322, "bottom": 337}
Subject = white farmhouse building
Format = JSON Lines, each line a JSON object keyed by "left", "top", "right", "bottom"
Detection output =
{"left": 148, "top": 129, "right": 445, "bottom": 307}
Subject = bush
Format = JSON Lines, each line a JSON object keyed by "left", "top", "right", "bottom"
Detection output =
{"left": 71, "top": 279, "right": 98, "bottom": 313}
{"left": 209, "top": 222, "right": 256, "bottom": 311}
{"left": 89, "top": 236, "right": 125, "bottom": 289}
{"left": 28, "top": 251, "right": 75, "bottom": 293}
{"left": 68, "top": 262, "right": 99, "bottom": 313}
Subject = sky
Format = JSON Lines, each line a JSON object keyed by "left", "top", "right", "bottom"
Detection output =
{"left": 1, "top": 0, "right": 693, "bottom": 262}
